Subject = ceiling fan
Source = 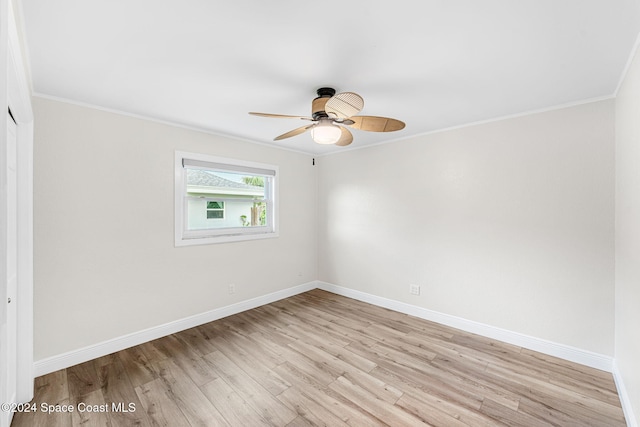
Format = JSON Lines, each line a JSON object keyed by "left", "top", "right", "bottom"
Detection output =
{"left": 249, "top": 87, "right": 405, "bottom": 147}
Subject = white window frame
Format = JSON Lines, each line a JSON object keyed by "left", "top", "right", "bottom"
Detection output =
{"left": 175, "top": 151, "right": 279, "bottom": 246}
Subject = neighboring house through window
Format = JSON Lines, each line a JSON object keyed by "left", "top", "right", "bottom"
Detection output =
{"left": 175, "top": 152, "right": 278, "bottom": 246}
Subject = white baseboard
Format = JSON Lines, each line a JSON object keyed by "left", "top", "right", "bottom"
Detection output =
{"left": 316, "top": 281, "right": 614, "bottom": 373}
{"left": 613, "top": 360, "right": 638, "bottom": 427}
{"left": 34, "top": 281, "right": 317, "bottom": 376}
{"left": 34, "top": 280, "right": 633, "bottom": 424}
{"left": 34, "top": 280, "right": 614, "bottom": 376}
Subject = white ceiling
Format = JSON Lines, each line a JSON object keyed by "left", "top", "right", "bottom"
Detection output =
{"left": 19, "top": 0, "right": 640, "bottom": 155}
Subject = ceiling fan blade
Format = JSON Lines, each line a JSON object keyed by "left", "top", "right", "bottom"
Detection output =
{"left": 349, "top": 116, "right": 405, "bottom": 132}
{"left": 250, "top": 112, "right": 313, "bottom": 121}
{"left": 325, "top": 92, "right": 364, "bottom": 119}
{"left": 334, "top": 127, "right": 353, "bottom": 147}
{"left": 274, "top": 124, "right": 315, "bottom": 141}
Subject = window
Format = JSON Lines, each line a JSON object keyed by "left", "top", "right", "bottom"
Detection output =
{"left": 206, "top": 201, "right": 224, "bottom": 219}
{"left": 175, "top": 152, "right": 278, "bottom": 246}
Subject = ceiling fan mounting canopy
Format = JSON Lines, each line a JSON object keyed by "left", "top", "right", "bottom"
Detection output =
{"left": 316, "top": 87, "right": 336, "bottom": 97}
{"left": 249, "top": 87, "right": 405, "bottom": 147}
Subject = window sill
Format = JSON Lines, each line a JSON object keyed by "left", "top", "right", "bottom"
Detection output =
{"left": 175, "top": 230, "right": 279, "bottom": 247}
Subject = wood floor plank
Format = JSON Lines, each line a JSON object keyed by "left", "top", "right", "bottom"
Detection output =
{"left": 277, "top": 387, "right": 351, "bottom": 427}
{"left": 35, "top": 370, "right": 70, "bottom": 404}
{"left": 135, "top": 378, "right": 191, "bottom": 427}
{"left": 246, "top": 330, "right": 296, "bottom": 366}
{"left": 205, "top": 322, "right": 292, "bottom": 395}
{"left": 284, "top": 416, "right": 315, "bottom": 427}
{"left": 517, "top": 394, "right": 593, "bottom": 427}
{"left": 291, "top": 314, "right": 378, "bottom": 349}
{"left": 174, "top": 326, "right": 219, "bottom": 357}
{"left": 276, "top": 298, "right": 372, "bottom": 335}
{"left": 238, "top": 310, "right": 299, "bottom": 347}
{"left": 364, "top": 326, "right": 439, "bottom": 364}
{"left": 286, "top": 320, "right": 353, "bottom": 349}
{"left": 309, "top": 339, "right": 378, "bottom": 374}
{"left": 66, "top": 360, "right": 101, "bottom": 399}
{"left": 328, "top": 375, "right": 428, "bottom": 426}
{"left": 479, "top": 398, "right": 545, "bottom": 427}
{"left": 524, "top": 387, "right": 625, "bottom": 427}
{"left": 12, "top": 290, "right": 628, "bottom": 427}
{"left": 272, "top": 298, "right": 376, "bottom": 346}
{"left": 69, "top": 389, "right": 111, "bottom": 427}
{"left": 521, "top": 347, "right": 617, "bottom": 389}
{"left": 116, "top": 345, "right": 158, "bottom": 389}
{"left": 202, "top": 350, "right": 298, "bottom": 425}
{"left": 153, "top": 358, "right": 230, "bottom": 427}
{"left": 371, "top": 365, "right": 503, "bottom": 427}
{"left": 148, "top": 334, "right": 218, "bottom": 388}
{"left": 287, "top": 339, "right": 403, "bottom": 405}
{"left": 429, "top": 355, "right": 521, "bottom": 411}
{"left": 405, "top": 329, "right": 498, "bottom": 370}
{"left": 486, "top": 362, "right": 626, "bottom": 425}
{"left": 200, "top": 377, "right": 272, "bottom": 427}
{"left": 280, "top": 344, "right": 342, "bottom": 387}
{"left": 10, "top": 371, "right": 72, "bottom": 427}
{"left": 97, "top": 356, "right": 151, "bottom": 427}
{"left": 137, "top": 340, "right": 169, "bottom": 364}
{"left": 274, "top": 361, "right": 383, "bottom": 427}
{"left": 394, "top": 392, "right": 475, "bottom": 427}
{"left": 219, "top": 311, "right": 269, "bottom": 337}
{"left": 346, "top": 340, "right": 485, "bottom": 410}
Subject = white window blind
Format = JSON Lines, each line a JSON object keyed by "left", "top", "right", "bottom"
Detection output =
{"left": 182, "top": 158, "right": 276, "bottom": 177}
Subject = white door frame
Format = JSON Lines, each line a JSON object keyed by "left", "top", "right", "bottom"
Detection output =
{"left": 2, "top": 0, "right": 35, "bottom": 408}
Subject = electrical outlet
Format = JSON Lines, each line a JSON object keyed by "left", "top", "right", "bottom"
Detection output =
{"left": 228, "top": 283, "right": 236, "bottom": 294}
{"left": 409, "top": 284, "right": 421, "bottom": 296}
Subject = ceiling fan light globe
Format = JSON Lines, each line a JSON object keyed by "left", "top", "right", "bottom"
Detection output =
{"left": 311, "top": 123, "right": 342, "bottom": 144}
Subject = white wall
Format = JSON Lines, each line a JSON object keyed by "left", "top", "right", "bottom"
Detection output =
{"left": 615, "top": 39, "right": 640, "bottom": 424}
{"left": 32, "top": 97, "right": 317, "bottom": 361}
{"left": 32, "top": 91, "right": 628, "bottom": 409}
{"left": 318, "top": 99, "right": 616, "bottom": 355}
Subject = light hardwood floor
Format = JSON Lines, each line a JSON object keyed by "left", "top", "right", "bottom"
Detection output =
{"left": 11, "top": 290, "right": 626, "bottom": 426}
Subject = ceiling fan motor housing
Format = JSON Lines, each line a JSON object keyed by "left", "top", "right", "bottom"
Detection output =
{"left": 312, "top": 87, "right": 336, "bottom": 119}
